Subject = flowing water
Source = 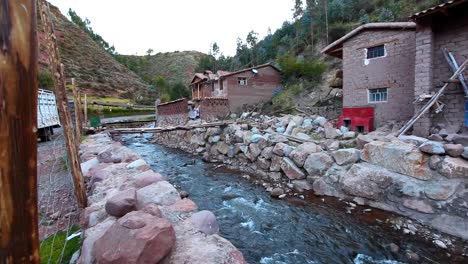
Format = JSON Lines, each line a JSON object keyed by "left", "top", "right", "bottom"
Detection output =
{"left": 123, "top": 134, "right": 453, "bottom": 264}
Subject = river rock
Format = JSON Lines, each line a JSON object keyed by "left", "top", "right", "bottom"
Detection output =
{"left": 290, "top": 142, "right": 322, "bottom": 167}
{"left": 243, "top": 131, "right": 253, "bottom": 144}
{"left": 249, "top": 143, "right": 262, "bottom": 158}
{"left": 141, "top": 204, "right": 162, "bottom": 218}
{"left": 256, "top": 157, "right": 271, "bottom": 170}
{"left": 419, "top": 141, "right": 445, "bottom": 155}
{"left": 343, "top": 131, "right": 356, "bottom": 140}
{"left": 209, "top": 136, "right": 221, "bottom": 143}
{"left": 261, "top": 147, "right": 274, "bottom": 160}
{"left": 438, "top": 157, "right": 468, "bottom": 179}
{"left": 207, "top": 127, "right": 222, "bottom": 136}
{"left": 105, "top": 188, "right": 137, "bottom": 217}
{"left": 214, "top": 142, "right": 229, "bottom": 155}
{"left": 463, "top": 147, "right": 468, "bottom": 160}
{"left": 93, "top": 211, "right": 175, "bottom": 264}
{"left": 269, "top": 134, "right": 288, "bottom": 144}
{"left": 190, "top": 210, "right": 219, "bottom": 235}
{"left": 284, "top": 121, "right": 297, "bottom": 135}
{"left": 270, "top": 156, "right": 282, "bottom": 172}
{"left": 444, "top": 144, "right": 464, "bottom": 157}
{"left": 452, "top": 134, "right": 468, "bottom": 146}
{"left": 399, "top": 135, "right": 428, "bottom": 146}
{"left": 430, "top": 214, "right": 468, "bottom": 240}
{"left": 134, "top": 170, "right": 166, "bottom": 188}
{"left": 276, "top": 127, "right": 286, "bottom": 133}
{"left": 79, "top": 218, "right": 116, "bottom": 264}
{"left": 190, "top": 133, "right": 206, "bottom": 146}
{"left": 126, "top": 159, "right": 147, "bottom": 169}
{"left": 324, "top": 122, "right": 342, "bottom": 139}
{"left": 332, "top": 148, "right": 360, "bottom": 166}
{"left": 137, "top": 181, "right": 181, "bottom": 208}
{"left": 313, "top": 116, "right": 327, "bottom": 126}
{"left": 281, "top": 157, "right": 306, "bottom": 180}
{"left": 424, "top": 180, "right": 460, "bottom": 201}
{"left": 292, "top": 180, "right": 313, "bottom": 192}
{"left": 303, "top": 152, "right": 334, "bottom": 176}
{"left": 402, "top": 199, "right": 434, "bottom": 214}
{"left": 296, "top": 133, "right": 311, "bottom": 141}
{"left": 341, "top": 163, "right": 394, "bottom": 200}
{"left": 81, "top": 158, "right": 100, "bottom": 177}
{"left": 362, "top": 141, "right": 435, "bottom": 180}
{"left": 428, "top": 134, "right": 444, "bottom": 142}
{"left": 165, "top": 199, "right": 198, "bottom": 213}
{"left": 273, "top": 143, "right": 294, "bottom": 157}
{"left": 428, "top": 155, "right": 443, "bottom": 171}
{"left": 269, "top": 172, "right": 282, "bottom": 181}
{"left": 356, "top": 134, "right": 388, "bottom": 149}
{"left": 251, "top": 134, "right": 266, "bottom": 143}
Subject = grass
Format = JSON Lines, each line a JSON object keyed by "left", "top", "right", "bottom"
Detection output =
{"left": 40, "top": 225, "right": 81, "bottom": 264}
{"left": 87, "top": 106, "right": 153, "bottom": 118}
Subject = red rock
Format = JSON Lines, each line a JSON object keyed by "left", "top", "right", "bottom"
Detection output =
{"left": 105, "top": 188, "right": 137, "bottom": 217}
{"left": 141, "top": 204, "right": 162, "bottom": 218}
{"left": 93, "top": 211, "right": 175, "bottom": 264}
{"left": 165, "top": 199, "right": 198, "bottom": 213}
{"left": 190, "top": 210, "right": 219, "bottom": 235}
{"left": 134, "top": 170, "right": 165, "bottom": 188}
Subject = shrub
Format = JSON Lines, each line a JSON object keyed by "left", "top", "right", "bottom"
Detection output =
{"left": 277, "top": 55, "right": 326, "bottom": 82}
{"left": 38, "top": 70, "right": 54, "bottom": 89}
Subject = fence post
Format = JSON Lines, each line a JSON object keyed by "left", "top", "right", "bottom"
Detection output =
{"left": 72, "top": 78, "right": 83, "bottom": 141}
{"left": 39, "top": 0, "right": 87, "bottom": 208}
{"left": 84, "top": 94, "right": 88, "bottom": 126}
{"left": 0, "top": 0, "right": 40, "bottom": 262}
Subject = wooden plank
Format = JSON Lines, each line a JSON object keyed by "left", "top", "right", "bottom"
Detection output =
{"left": 39, "top": 0, "right": 87, "bottom": 208}
{"left": 442, "top": 48, "right": 468, "bottom": 95}
{"left": 0, "top": 0, "right": 40, "bottom": 262}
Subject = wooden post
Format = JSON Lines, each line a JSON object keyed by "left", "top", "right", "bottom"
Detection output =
{"left": 0, "top": 0, "right": 40, "bottom": 262}
{"left": 39, "top": 0, "right": 87, "bottom": 208}
{"left": 72, "top": 78, "right": 83, "bottom": 141}
{"left": 84, "top": 94, "right": 88, "bottom": 126}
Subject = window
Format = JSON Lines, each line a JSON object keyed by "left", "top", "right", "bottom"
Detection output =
{"left": 219, "top": 80, "right": 224, "bottom": 90}
{"left": 368, "top": 88, "right": 388, "bottom": 102}
{"left": 238, "top": 77, "right": 247, "bottom": 86}
{"left": 211, "top": 82, "right": 215, "bottom": 92}
{"left": 367, "top": 45, "right": 385, "bottom": 59}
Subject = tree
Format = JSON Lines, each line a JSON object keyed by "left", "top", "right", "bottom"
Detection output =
{"left": 146, "top": 48, "right": 154, "bottom": 56}
{"left": 246, "top": 31, "right": 259, "bottom": 66}
{"left": 305, "top": 0, "right": 315, "bottom": 51}
{"left": 210, "top": 42, "right": 220, "bottom": 71}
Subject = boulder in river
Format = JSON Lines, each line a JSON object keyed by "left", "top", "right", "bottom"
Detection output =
{"left": 190, "top": 210, "right": 219, "bottom": 235}
{"left": 105, "top": 188, "right": 137, "bottom": 217}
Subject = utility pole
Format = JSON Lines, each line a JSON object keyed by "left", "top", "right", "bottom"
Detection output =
{"left": 0, "top": 0, "right": 40, "bottom": 263}
{"left": 39, "top": 0, "right": 87, "bottom": 208}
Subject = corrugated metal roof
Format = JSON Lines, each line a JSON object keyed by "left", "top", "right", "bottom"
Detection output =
{"left": 410, "top": 0, "right": 467, "bottom": 19}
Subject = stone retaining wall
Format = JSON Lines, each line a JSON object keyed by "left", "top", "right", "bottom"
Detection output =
{"left": 77, "top": 133, "right": 246, "bottom": 264}
{"left": 151, "top": 114, "right": 468, "bottom": 240}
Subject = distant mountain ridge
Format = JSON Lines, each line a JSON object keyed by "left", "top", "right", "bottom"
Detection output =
{"left": 38, "top": 3, "right": 150, "bottom": 101}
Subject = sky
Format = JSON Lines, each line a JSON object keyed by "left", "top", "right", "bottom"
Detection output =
{"left": 48, "top": 0, "right": 294, "bottom": 56}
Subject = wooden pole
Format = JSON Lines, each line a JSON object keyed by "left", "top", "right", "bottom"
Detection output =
{"left": 72, "top": 78, "right": 83, "bottom": 141}
{"left": 39, "top": 0, "right": 87, "bottom": 208}
{"left": 84, "top": 94, "right": 88, "bottom": 126}
{"left": 0, "top": 0, "right": 40, "bottom": 262}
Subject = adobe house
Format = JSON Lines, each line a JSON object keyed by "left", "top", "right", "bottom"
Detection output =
{"left": 190, "top": 63, "right": 282, "bottom": 113}
{"left": 321, "top": 22, "right": 417, "bottom": 132}
{"left": 322, "top": 0, "right": 468, "bottom": 135}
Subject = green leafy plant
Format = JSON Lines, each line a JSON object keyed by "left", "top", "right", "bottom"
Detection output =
{"left": 40, "top": 225, "right": 81, "bottom": 264}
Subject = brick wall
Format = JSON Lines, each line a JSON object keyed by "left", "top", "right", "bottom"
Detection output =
{"left": 156, "top": 98, "right": 188, "bottom": 126}
{"left": 342, "top": 29, "right": 416, "bottom": 127}
{"left": 431, "top": 14, "right": 468, "bottom": 132}
{"left": 225, "top": 66, "right": 282, "bottom": 112}
{"left": 200, "top": 98, "right": 230, "bottom": 122}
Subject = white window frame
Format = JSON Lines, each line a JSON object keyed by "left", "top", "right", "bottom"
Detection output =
{"left": 368, "top": 88, "right": 388, "bottom": 103}
{"left": 238, "top": 77, "right": 247, "bottom": 86}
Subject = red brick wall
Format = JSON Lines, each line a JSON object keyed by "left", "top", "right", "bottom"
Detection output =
{"left": 157, "top": 98, "right": 188, "bottom": 126}
{"left": 200, "top": 98, "right": 230, "bottom": 122}
{"left": 225, "top": 66, "right": 282, "bottom": 112}
{"left": 342, "top": 29, "right": 416, "bottom": 127}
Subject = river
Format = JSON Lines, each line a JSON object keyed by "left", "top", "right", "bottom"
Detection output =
{"left": 122, "top": 134, "right": 455, "bottom": 264}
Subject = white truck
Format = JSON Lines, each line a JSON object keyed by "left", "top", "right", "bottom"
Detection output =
{"left": 38, "top": 89, "right": 60, "bottom": 141}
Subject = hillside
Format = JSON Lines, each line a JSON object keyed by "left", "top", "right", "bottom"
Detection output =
{"left": 117, "top": 51, "right": 209, "bottom": 85}
{"left": 38, "top": 3, "right": 150, "bottom": 101}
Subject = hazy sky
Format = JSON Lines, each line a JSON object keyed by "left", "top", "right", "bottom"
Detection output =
{"left": 48, "top": 0, "right": 294, "bottom": 56}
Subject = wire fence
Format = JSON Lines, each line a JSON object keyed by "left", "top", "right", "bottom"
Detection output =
{"left": 37, "top": 130, "right": 81, "bottom": 264}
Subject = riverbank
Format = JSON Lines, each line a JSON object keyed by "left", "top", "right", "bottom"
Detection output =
{"left": 143, "top": 114, "right": 468, "bottom": 256}
{"left": 76, "top": 133, "right": 246, "bottom": 264}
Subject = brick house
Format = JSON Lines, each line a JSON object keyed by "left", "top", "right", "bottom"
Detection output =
{"left": 322, "top": 0, "right": 468, "bottom": 135}
{"left": 190, "top": 63, "right": 282, "bottom": 112}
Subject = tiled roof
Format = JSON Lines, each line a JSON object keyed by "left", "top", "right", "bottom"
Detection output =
{"left": 410, "top": 0, "right": 468, "bottom": 20}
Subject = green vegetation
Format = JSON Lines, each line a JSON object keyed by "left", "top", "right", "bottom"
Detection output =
{"left": 39, "top": 70, "right": 54, "bottom": 89}
{"left": 68, "top": 9, "right": 117, "bottom": 55}
{"left": 278, "top": 55, "right": 326, "bottom": 81}
{"left": 87, "top": 105, "right": 154, "bottom": 119}
{"left": 40, "top": 226, "right": 81, "bottom": 264}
